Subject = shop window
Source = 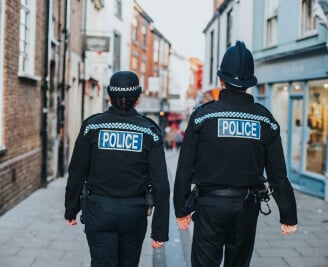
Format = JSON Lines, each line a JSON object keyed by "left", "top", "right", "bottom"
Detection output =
{"left": 291, "top": 98, "right": 303, "bottom": 169}
{"left": 264, "top": 0, "right": 278, "bottom": 47}
{"left": 306, "top": 79, "right": 328, "bottom": 175}
{"left": 292, "top": 82, "right": 304, "bottom": 94}
{"left": 271, "top": 83, "right": 289, "bottom": 157}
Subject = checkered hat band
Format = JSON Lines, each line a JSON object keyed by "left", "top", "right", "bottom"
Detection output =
{"left": 109, "top": 85, "right": 140, "bottom": 92}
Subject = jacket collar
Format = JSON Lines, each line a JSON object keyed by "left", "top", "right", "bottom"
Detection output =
{"left": 219, "top": 89, "right": 254, "bottom": 105}
{"left": 108, "top": 106, "right": 138, "bottom": 117}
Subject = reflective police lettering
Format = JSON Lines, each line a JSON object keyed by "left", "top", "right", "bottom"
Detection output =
{"left": 218, "top": 119, "right": 260, "bottom": 139}
{"left": 98, "top": 130, "right": 143, "bottom": 152}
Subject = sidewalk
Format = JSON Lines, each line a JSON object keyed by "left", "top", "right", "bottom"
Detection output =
{"left": 0, "top": 150, "right": 328, "bottom": 266}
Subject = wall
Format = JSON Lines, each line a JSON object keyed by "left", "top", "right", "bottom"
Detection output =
{"left": 0, "top": 0, "right": 45, "bottom": 214}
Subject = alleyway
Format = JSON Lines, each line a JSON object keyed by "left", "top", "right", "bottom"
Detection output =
{"left": 0, "top": 150, "right": 328, "bottom": 267}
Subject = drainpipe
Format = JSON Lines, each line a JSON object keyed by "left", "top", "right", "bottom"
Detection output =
{"left": 81, "top": 0, "right": 87, "bottom": 122}
{"left": 58, "top": 0, "right": 69, "bottom": 177}
{"left": 41, "top": 0, "right": 50, "bottom": 187}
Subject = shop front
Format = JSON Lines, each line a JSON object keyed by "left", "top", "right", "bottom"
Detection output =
{"left": 254, "top": 79, "right": 328, "bottom": 199}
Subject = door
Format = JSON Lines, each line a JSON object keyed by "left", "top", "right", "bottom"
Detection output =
{"left": 288, "top": 96, "right": 303, "bottom": 185}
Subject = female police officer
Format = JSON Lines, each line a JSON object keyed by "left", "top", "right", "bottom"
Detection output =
{"left": 65, "top": 71, "right": 170, "bottom": 266}
{"left": 174, "top": 41, "right": 298, "bottom": 267}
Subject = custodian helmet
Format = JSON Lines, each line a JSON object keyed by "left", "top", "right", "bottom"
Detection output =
{"left": 217, "top": 41, "right": 257, "bottom": 88}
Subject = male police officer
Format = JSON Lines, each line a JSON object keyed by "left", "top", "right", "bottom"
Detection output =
{"left": 174, "top": 41, "right": 298, "bottom": 267}
{"left": 65, "top": 71, "right": 170, "bottom": 267}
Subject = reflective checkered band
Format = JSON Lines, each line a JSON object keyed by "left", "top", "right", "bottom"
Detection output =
{"left": 109, "top": 85, "right": 139, "bottom": 92}
{"left": 84, "top": 123, "right": 160, "bottom": 141}
{"left": 194, "top": 112, "right": 278, "bottom": 130}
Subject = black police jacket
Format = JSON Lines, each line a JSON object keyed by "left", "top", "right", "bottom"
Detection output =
{"left": 174, "top": 89, "right": 298, "bottom": 225}
{"left": 65, "top": 107, "right": 170, "bottom": 242}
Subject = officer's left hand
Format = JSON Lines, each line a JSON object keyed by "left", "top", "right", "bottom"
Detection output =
{"left": 66, "top": 219, "right": 77, "bottom": 226}
{"left": 176, "top": 215, "right": 191, "bottom": 230}
{"left": 281, "top": 224, "right": 298, "bottom": 235}
{"left": 151, "top": 240, "right": 164, "bottom": 248}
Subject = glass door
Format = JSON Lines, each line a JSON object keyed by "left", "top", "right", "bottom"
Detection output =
{"left": 288, "top": 96, "right": 303, "bottom": 185}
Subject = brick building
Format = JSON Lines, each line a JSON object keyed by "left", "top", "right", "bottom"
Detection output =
{"left": 0, "top": 0, "right": 45, "bottom": 214}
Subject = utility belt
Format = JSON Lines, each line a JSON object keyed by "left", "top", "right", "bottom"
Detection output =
{"left": 183, "top": 185, "right": 273, "bottom": 216}
{"left": 79, "top": 182, "right": 154, "bottom": 224}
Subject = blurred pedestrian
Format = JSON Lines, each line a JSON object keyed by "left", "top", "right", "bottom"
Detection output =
{"left": 65, "top": 71, "right": 170, "bottom": 267}
{"left": 174, "top": 41, "right": 298, "bottom": 267}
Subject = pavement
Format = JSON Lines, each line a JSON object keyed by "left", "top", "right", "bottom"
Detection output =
{"left": 0, "top": 150, "right": 328, "bottom": 267}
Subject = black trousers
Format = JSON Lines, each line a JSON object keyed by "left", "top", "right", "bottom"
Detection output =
{"left": 191, "top": 195, "right": 259, "bottom": 267}
{"left": 85, "top": 193, "right": 148, "bottom": 267}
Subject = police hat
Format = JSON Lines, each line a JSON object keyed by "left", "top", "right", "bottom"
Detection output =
{"left": 217, "top": 41, "right": 257, "bottom": 88}
{"left": 107, "top": 71, "right": 142, "bottom": 97}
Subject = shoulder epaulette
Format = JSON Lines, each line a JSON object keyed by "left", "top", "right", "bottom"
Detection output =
{"left": 255, "top": 103, "right": 272, "bottom": 114}
{"left": 83, "top": 112, "right": 103, "bottom": 124}
{"left": 192, "top": 100, "right": 215, "bottom": 115}
{"left": 139, "top": 114, "right": 161, "bottom": 132}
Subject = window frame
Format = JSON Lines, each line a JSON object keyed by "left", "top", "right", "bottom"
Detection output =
{"left": 114, "top": 0, "right": 122, "bottom": 19}
{"left": 264, "top": 0, "right": 278, "bottom": 48}
{"left": 18, "top": 0, "right": 37, "bottom": 79}
{"left": 300, "top": 0, "right": 317, "bottom": 38}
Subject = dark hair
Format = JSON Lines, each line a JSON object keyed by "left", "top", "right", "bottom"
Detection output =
{"left": 110, "top": 96, "right": 139, "bottom": 114}
{"left": 225, "top": 82, "right": 247, "bottom": 91}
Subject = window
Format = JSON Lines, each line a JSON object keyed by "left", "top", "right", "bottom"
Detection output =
{"left": 113, "top": 32, "right": 121, "bottom": 72}
{"left": 19, "top": 0, "right": 36, "bottom": 76}
{"left": 209, "top": 30, "right": 214, "bottom": 84}
{"left": 154, "top": 37, "right": 159, "bottom": 62}
{"left": 265, "top": 0, "right": 278, "bottom": 47}
{"left": 301, "top": 0, "right": 317, "bottom": 36}
{"left": 140, "top": 62, "right": 146, "bottom": 90}
{"left": 226, "top": 9, "right": 233, "bottom": 48}
{"left": 132, "top": 12, "right": 138, "bottom": 43}
{"left": 114, "top": 0, "right": 122, "bottom": 19}
{"left": 306, "top": 79, "right": 328, "bottom": 175}
{"left": 142, "top": 20, "right": 147, "bottom": 48}
{"left": 0, "top": 0, "right": 4, "bottom": 148}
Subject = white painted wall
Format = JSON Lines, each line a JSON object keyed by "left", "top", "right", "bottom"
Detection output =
{"left": 168, "top": 55, "right": 190, "bottom": 112}
{"left": 203, "top": 0, "right": 254, "bottom": 93}
{"left": 84, "top": 0, "right": 133, "bottom": 114}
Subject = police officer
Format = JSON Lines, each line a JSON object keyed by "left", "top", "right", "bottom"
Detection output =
{"left": 65, "top": 71, "right": 170, "bottom": 267}
{"left": 173, "top": 41, "right": 298, "bottom": 267}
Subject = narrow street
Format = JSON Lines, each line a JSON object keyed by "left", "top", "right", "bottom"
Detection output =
{"left": 0, "top": 150, "right": 328, "bottom": 267}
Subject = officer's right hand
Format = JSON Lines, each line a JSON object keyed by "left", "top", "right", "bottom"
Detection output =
{"left": 176, "top": 215, "right": 191, "bottom": 230}
{"left": 281, "top": 224, "right": 298, "bottom": 235}
{"left": 151, "top": 240, "right": 164, "bottom": 248}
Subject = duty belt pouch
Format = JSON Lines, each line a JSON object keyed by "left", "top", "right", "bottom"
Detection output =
{"left": 146, "top": 184, "right": 155, "bottom": 216}
{"left": 80, "top": 181, "right": 88, "bottom": 224}
{"left": 183, "top": 186, "right": 199, "bottom": 214}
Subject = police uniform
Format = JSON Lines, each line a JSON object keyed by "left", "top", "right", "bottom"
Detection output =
{"left": 173, "top": 41, "right": 297, "bottom": 267}
{"left": 65, "top": 71, "right": 170, "bottom": 267}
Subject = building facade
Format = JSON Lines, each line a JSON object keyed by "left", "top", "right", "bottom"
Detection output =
{"left": 253, "top": 0, "right": 328, "bottom": 200}
{"left": 0, "top": 0, "right": 45, "bottom": 214}
{"left": 203, "top": 0, "right": 254, "bottom": 101}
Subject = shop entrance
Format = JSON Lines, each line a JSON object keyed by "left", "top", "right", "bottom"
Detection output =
{"left": 288, "top": 96, "right": 303, "bottom": 185}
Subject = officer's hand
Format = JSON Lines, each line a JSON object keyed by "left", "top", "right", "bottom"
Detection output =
{"left": 151, "top": 240, "right": 164, "bottom": 249}
{"left": 176, "top": 215, "right": 191, "bottom": 230}
{"left": 281, "top": 224, "right": 297, "bottom": 235}
{"left": 66, "top": 219, "right": 77, "bottom": 226}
